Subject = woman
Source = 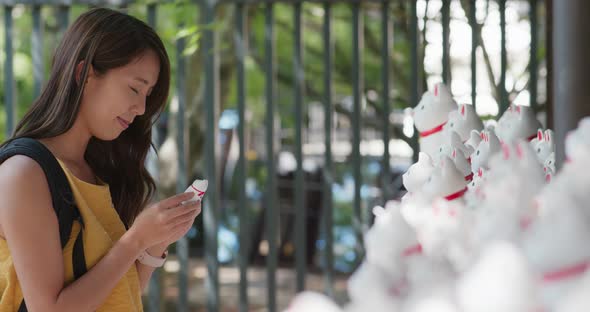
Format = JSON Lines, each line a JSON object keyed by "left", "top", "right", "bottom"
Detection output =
{"left": 0, "top": 8, "right": 200, "bottom": 311}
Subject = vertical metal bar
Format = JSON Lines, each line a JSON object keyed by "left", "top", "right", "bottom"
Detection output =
{"left": 470, "top": 0, "right": 477, "bottom": 107}
{"left": 351, "top": 2, "right": 363, "bottom": 254}
{"left": 546, "top": 0, "right": 553, "bottom": 130}
{"left": 4, "top": 6, "right": 14, "bottom": 138}
{"left": 553, "top": 0, "right": 590, "bottom": 167}
{"left": 529, "top": 0, "right": 538, "bottom": 112}
{"left": 32, "top": 5, "right": 43, "bottom": 99}
{"left": 202, "top": 1, "right": 220, "bottom": 310}
{"left": 145, "top": 6, "right": 163, "bottom": 312}
{"left": 410, "top": 0, "right": 419, "bottom": 162}
{"left": 499, "top": 0, "right": 508, "bottom": 113}
{"left": 442, "top": 0, "right": 451, "bottom": 84}
{"left": 381, "top": 1, "right": 391, "bottom": 203}
{"left": 147, "top": 4, "right": 157, "bottom": 29}
{"left": 264, "top": 3, "right": 278, "bottom": 312}
{"left": 293, "top": 1, "right": 306, "bottom": 293}
{"left": 322, "top": 2, "right": 334, "bottom": 297}
{"left": 58, "top": 5, "right": 69, "bottom": 38}
{"left": 234, "top": 3, "right": 248, "bottom": 312}
{"left": 175, "top": 23, "right": 189, "bottom": 312}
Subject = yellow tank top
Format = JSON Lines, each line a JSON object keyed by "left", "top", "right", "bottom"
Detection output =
{"left": 0, "top": 158, "right": 143, "bottom": 311}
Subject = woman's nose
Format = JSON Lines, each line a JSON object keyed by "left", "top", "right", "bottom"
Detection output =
{"left": 132, "top": 98, "right": 146, "bottom": 116}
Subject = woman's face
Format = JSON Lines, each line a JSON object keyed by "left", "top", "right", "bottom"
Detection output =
{"left": 78, "top": 49, "right": 160, "bottom": 141}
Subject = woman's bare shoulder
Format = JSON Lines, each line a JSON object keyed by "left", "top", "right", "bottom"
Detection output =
{"left": 0, "top": 155, "right": 55, "bottom": 238}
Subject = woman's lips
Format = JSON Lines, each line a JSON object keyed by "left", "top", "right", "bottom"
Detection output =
{"left": 117, "top": 117, "right": 129, "bottom": 129}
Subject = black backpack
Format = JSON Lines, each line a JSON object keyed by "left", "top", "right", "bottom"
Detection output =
{"left": 0, "top": 137, "right": 88, "bottom": 312}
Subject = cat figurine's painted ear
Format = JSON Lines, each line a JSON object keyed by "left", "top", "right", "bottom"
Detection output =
{"left": 515, "top": 142, "right": 524, "bottom": 159}
{"left": 537, "top": 129, "right": 543, "bottom": 142}
{"left": 452, "top": 149, "right": 457, "bottom": 159}
{"left": 502, "top": 142, "right": 511, "bottom": 160}
{"left": 478, "top": 167, "right": 484, "bottom": 177}
{"left": 544, "top": 129, "right": 553, "bottom": 142}
{"left": 460, "top": 105, "right": 466, "bottom": 118}
{"left": 469, "top": 130, "right": 481, "bottom": 144}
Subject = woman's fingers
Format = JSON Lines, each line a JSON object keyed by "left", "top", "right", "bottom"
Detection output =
{"left": 164, "top": 200, "right": 200, "bottom": 220}
{"left": 158, "top": 192, "right": 194, "bottom": 210}
{"left": 169, "top": 205, "right": 201, "bottom": 227}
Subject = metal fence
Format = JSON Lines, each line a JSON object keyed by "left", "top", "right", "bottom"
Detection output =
{"left": 0, "top": 0, "right": 545, "bottom": 311}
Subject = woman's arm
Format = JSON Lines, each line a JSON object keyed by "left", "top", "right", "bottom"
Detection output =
{"left": 0, "top": 156, "right": 144, "bottom": 312}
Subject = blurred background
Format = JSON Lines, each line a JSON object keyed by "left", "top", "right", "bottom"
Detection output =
{"left": 0, "top": 0, "right": 565, "bottom": 311}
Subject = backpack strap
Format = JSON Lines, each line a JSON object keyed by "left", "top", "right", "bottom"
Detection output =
{"left": 0, "top": 138, "right": 88, "bottom": 311}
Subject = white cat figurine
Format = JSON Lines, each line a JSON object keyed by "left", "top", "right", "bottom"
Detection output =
{"left": 443, "top": 104, "right": 484, "bottom": 143}
{"left": 402, "top": 152, "right": 435, "bottom": 201}
{"left": 422, "top": 156, "right": 468, "bottom": 202}
{"left": 470, "top": 130, "right": 501, "bottom": 173}
{"left": 412, "top": 83, "right": 458, "bottom": 156}
{"left": 495, "top": 105, "right": 541, "bottom": 143}
{"left": 464, "top": 129, "right": 482, "bottom": 156}
{"left": 437, "top": 131, "right": 471, "bottom": 163}
{"left": 456, "top": 241, "right": 537, "bottom": 312}
{"left": 522, "top": 197, "right": 590, "bottom": 311}
{"left": 531, "top": 129, "right": 555, "bottom": 166}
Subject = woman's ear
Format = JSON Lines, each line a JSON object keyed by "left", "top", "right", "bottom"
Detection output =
{"left": 75, "top": 60, "right": 93, "bottom": 86}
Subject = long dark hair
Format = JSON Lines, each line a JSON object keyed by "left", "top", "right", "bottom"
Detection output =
{"left": 2, "top": 8, "right": 171, "bottom": 228}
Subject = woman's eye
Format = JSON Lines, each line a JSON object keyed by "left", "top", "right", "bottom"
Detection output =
{"left": 130, "top": 87, "right": 139, "bottom": 95}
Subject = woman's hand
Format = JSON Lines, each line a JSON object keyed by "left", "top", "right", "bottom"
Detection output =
{"left": 159, "top": 199, "right": 202, "bottom": 247}
{"left": 129, "top": 192, "right": 201, "bottom": 250}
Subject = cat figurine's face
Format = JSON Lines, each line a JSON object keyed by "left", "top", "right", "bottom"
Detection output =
{"left": 443, "top": 104, "right": 484, "bottom": 142}
{"left": 531, "top": 129, "right": 555, "bottom": 165}
{"left": 403, "top": 152, "right": 436, "bottom": 193}
{"left": 412, "top": 83, "right": 458, "bottom": 132}
{"left": 465, "top": 167, "right": 487, "bottom": 210}
{"left": 470, "top": 130, "right": 502, "bottom": 173}
{"left": 468, "top": 167, "right": 486, "bottom": 193}
{"left": 543, "top": 152, "right": 555, "bottom": 182}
